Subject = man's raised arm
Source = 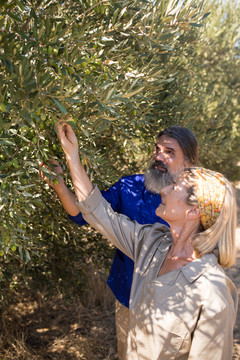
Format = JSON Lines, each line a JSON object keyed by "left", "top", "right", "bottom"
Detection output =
{"left": 39, "top": 159, "right": 80, "bottom": 216}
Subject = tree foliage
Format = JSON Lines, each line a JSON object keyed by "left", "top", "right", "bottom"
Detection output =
{"left": 177, "top": 1, "right": 240, "bottom": 180}
{"left": 0, "top": 0, "right": 239, "bottom": 300}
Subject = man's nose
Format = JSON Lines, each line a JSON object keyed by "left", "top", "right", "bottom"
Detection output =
{"left": 155, "top": 151, "right": 166, "bottom": 162}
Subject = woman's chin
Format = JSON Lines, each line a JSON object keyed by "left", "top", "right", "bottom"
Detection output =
{"left": 156, "top": 206, "right": 166, "bottom": 218}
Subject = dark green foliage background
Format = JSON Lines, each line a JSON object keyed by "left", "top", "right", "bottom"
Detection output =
{"left": 0, "top": 0, "right": 239, "bottom": 303}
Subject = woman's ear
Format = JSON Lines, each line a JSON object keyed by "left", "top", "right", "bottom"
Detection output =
{"left": 186, "top": 206, "right": 201, "bottom": 220}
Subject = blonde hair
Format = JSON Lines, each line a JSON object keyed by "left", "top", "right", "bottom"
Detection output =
{"left": 190, "top": 177, "right": 237, "bottom": 268}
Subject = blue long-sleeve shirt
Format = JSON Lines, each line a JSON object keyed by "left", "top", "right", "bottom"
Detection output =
{"left": 68, "top": 174, "right": 168, "bottom": 308}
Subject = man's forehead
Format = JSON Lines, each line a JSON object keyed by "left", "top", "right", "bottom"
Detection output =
{"left": 156, "top": 135, "right": 181, "bottom": 150}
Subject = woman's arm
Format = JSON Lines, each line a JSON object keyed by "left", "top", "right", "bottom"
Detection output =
{"left": 57, "top": 122, "right": 141, "bottom": 258}
{"left": 57, "top": 122, "right": 93, "bottom": 203}
{"left": 188, "top": 306, "right": 235, "bottom": 360}
{"left": 76, "top": 185, "right": 141, "bottom": 259}
{"left": 57, "top": 123, "right": 160, "bottom": 259}
{"left": 57, "top": 122, "right": 169, "bottom": 260}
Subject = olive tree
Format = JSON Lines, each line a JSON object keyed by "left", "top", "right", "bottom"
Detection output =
{"left": 0, "top": 0, "right": 209, "bottom": 297}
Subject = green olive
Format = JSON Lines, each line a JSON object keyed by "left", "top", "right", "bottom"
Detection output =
{"left": 0, "top": 103, "right": 6, "bottom": 112}
{"left": 48, "top": 46, "right": 53, "bottom": 55}
{"left": 13, "top": 160, "right": 19, "bottom": 169}
{"left": 29, "top": 129, "right": 35, "bottom": 137}
{"left": 10, "top": 244, "right": 17, "bottom": 252}
{"left": 40, "top": 113, "right": 47, "bottom": 121}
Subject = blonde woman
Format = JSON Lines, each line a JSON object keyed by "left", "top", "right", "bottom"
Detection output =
{"left": 56, "top": 122, "right": 238, "bottom": 360}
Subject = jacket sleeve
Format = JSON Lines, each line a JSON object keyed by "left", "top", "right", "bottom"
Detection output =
{"left": 188, "top": 305, "right": 235, "bottom": 360}
{"left": 68, "top": 179, "right": 122, "bottom": 226}
{"left": 75, "top": 185, "right": 166, "bottom": 261}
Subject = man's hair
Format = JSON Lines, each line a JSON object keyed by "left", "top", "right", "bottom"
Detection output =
{"left": 157, "top": 126, "right": 198, "bottom": 165}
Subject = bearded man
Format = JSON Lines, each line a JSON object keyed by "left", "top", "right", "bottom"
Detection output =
{"left": 40, "top": 125, "right": 198, "bottom": 359}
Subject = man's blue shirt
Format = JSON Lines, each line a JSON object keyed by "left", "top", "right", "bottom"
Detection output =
{"left": 68, "top": 174, "right": 168, "bottom": 308}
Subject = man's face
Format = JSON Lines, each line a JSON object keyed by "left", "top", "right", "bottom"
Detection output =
{"left": 144, "top": 135, "right": 190, "bottom": 193}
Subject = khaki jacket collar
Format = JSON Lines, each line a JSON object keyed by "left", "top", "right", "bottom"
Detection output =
{"left": 181, "top": 253, "right": 218, "bottom": 283}
{"left": 157, "top": 253, "right": 218, "bottom": 286}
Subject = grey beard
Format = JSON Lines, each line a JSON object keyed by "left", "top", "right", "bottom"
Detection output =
{"left": 144, "top": 164, "right": 174, "bottom": 194}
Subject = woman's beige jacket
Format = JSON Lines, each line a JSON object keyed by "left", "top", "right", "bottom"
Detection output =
{"left": 76, "top": 186, "right": 238, "bottom": 360}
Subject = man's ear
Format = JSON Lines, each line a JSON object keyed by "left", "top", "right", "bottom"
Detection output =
{"left": 186, "top": 206, "right": 201, "bottom": 220}
{"left": 183, "top": 160, "right": 191, "bottom": 169}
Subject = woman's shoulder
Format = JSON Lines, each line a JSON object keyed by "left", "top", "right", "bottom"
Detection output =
{"left": 196, "top": 258, "right": 238, "bottom": 316}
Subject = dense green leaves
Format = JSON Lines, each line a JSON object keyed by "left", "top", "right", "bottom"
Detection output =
{"left": 175, "top": 1, "right": 240, "bottom": 180}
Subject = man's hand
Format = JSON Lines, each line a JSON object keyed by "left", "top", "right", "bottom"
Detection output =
{"left": 39, "top": 158, "right": 82, "bottom": 216}
{"left": 39, "top": 159, "right": 65, "bottom": 192}
{"left": 57, "top": 122, "right": 79, "bottom": 161}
